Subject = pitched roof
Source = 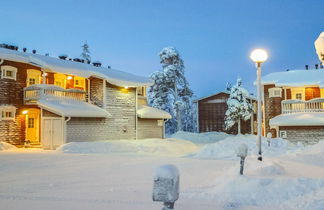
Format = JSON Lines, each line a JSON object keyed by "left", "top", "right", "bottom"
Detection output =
{"left": 193, "top": 91, "right": 256, "bottom": 102}
{"left": 262, "top": 69, "right": 324, "bottom": 87}
{"left": 0, "top": 47, "right": 152, "bottom": 87}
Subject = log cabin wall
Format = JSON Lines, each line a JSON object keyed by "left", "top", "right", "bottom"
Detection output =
{"left": 197, "top": 92, "right": 254, "bottom": 134}
{"left": 0, "top": 60, "right": 41, "bottom": 144}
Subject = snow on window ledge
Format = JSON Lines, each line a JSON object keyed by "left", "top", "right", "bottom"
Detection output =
{"left": 268, "top": 87, "right": 282, "bottom": 98}
{"left": 1, "top": 65, "right": 18, "bottom": 80}
{"left": 0, "top": 105, "right": 17, "bottom": 121}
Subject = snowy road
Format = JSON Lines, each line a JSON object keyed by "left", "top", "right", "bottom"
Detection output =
{"left": 0, "top": 151, "right": 233, "bottom": 210}
{"left": 2, "top": 135, "right": 324, "bottom": 210}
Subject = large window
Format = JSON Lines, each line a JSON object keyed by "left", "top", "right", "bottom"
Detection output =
{"left": 74, "top": 76, "right": 85, "bottom": 90}
{"left": 1, "top": 66, "right": 17, "bottom": 80}
{"left": 54, "top": 74, "right": 66, "bottom": 88}
{"left": 0, "top": 105, "right": 16, "bottom": 121}
{"left": 268, "top": 87, "right": 282, "bottom": 98}
{"left": 27, "top": 69, "right": 41, "bottom": 86}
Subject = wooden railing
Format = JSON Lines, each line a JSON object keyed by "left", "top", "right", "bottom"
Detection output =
{"left": 24, "top": 84, "right": 86, "bottom": 104}
{"left": 282, "top": 98, "right": 324, "bottom": 114}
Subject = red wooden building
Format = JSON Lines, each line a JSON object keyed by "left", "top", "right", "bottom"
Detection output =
{"left": 194, "top": 91, "right": 257, "bottom": 135}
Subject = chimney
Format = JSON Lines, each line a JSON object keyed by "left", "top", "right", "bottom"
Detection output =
{"left": 315, "top": 64, "right": 319, "bottom": 69}
{"left": 305, "top": 65, "right": 309, "bottom": 70}
{"left": 32, "top": 49, "right": 36, "bottom": 54}
{"left": 58, "top": 54, "right": 68, "bottom": 60}
{"left": 23, "top": 48, "right": 27, "bottom": 52}
{"left": 92, "top": 61, "right": 102, "bottom": 67}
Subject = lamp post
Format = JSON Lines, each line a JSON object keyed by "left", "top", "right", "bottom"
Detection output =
{"left": 250, "top": 49, "right": 268, "bottom": 161}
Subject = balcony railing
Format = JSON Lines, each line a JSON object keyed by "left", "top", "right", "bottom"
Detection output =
{"left": 282, "top": 98, "right": 324, "bottom": 114}
{"left": 24, "top": 84, "right": 86, "bottom": 104}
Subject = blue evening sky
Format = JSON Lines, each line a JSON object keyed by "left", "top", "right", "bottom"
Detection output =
{"left": 1, "top": 0, "right": 323, "bottom": 97}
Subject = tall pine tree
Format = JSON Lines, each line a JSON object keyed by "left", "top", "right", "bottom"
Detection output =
{"left": 148, "top": 47, "right": 195, "bottom": 134}
{"left": 80, "top": 41, "right": 91, "bottom": 63}
{"left": 224, "top": 78, "right": 253, "bottom": 134}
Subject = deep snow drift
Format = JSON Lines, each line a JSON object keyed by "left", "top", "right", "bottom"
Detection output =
{"left": 1, "top": 132, "right": 324, "bottom": 210}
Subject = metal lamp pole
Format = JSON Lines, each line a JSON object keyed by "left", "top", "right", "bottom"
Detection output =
{"left": 250, "top": 48, "right": 268, "bottom": 162}
{"left": 256, "top": 62, "right": 262, "bottom": 161}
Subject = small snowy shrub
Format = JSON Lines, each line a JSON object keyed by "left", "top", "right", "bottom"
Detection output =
{"left": 236, "top": 143, "right": 248, "bottom": 175}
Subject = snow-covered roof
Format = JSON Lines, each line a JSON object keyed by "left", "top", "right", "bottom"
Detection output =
{"left": 262, "top": 69, "right": 324, "bottom": 88}
{"left": 193, "top": 91, "right": 256, "bottom": 102}
{"left": 0, "top": 47, "right": 152, "bottom": 87}
{"left": 137, "top": 105, "right": 172, "bottom": 119}
{"left": 270, "top": 113, "right": 324, "bottom": 126}
{"left": 37, "top": 98, "right": 111, "bottom": 118}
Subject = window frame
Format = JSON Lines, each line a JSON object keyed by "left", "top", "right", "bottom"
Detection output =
{"left": 0, "top": 105, "right": 16, "bottom": 121}
{"left": 1, "top": 65, "right": 18, "bottom": 80}
{"left": 268, "top": 87, "right": 282, "bottom": 98}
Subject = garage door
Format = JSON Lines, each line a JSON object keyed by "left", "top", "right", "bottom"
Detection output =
{"left": 42, "top": 118, "right": 64, "bottom": 149}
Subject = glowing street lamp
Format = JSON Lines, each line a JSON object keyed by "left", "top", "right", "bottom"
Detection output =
{"left": 250, "top": 49, "right": 268, "bottom": 161}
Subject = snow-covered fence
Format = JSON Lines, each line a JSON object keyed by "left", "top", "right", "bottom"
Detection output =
{"left": 24, "top": 84, "right": 86, "bottom": 103}
{"left": 153, "top": 164, "right": 179, "bottom": 210}
{"left": 282, "top": 98, "right": 324, "bottom": 114}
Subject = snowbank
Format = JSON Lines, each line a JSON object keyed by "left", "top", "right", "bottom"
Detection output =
{"left": 57, "top": 138, "right": 199, "bottom": 156}
{"left": 191, "top": 135, "right": 302, "bottom": 160}
{"left": 169, "top": 131, "right": 229, "bottom": 144}
{"left": 0, "top": 141, "right": 17, "bottom": 151}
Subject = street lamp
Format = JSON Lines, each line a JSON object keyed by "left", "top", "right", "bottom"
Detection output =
{"left": 250, "top": 49, "right": 268, "bottom": 161}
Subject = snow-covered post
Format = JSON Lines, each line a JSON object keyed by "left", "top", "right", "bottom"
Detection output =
{"left": 236, "top": 143, "right": 248, "bottom": 175}
{"left": 250, "top": 49, "right": 268, "bottom": 161}
{"left": 266, "top": 132, "right": 272, "bottom": 147}
{"left": 153, "top": 164, "right": 180, "bottom": 210}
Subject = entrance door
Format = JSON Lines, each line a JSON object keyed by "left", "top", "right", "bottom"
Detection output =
{"left": 42, "top": 118, "right": 64, "bottom": 149}
{"left": 26, "top": 109, "right": 40, "bottom": 144}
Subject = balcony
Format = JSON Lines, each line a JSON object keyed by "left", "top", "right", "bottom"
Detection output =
{"left": 24, "top": 84, "right": 86, "bottom": 104}
{"left": 281, "top": 98, "right": 324, "bottom": 114}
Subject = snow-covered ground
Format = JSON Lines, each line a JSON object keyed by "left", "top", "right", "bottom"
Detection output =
{"left": 1, "top": 132, "right": 324, "bottom": 210}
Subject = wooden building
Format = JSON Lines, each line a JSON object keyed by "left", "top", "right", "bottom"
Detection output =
{"left": 262, "top": 68, "right": 324, "bottom": 144}
{"left": 0, "top": 45, "right": 171, "bottom": 149}
{"left": 194, "top": 92, "right": 257, "bottom": 135}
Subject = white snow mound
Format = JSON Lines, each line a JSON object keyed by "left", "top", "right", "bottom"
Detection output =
{"left": 192, "top": 135, "right": 302, "bottom": 160}
{"left": 170, "top": 131, "right": 229, "bottom": 144}
{"left": 0, "top": 141, "right": 17, "bottom": 151}
{"left": 57, "top": 138, "right": 199, "bottom": 156}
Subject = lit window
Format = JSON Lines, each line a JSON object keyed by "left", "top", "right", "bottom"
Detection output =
{"left": 28, "top": 118, "right": 35, "bottom": 128}
{"left": 1, "top": 66, "right": 17, "bottom": 80}
{"left": 296, "top": 93, "right": 302, "bottom": 100}
{"left": 74, "top": 76, "right": 85, "bottom": 89}
{"left": 29, "top": 78, "right": 36, "bottom": 85}
{"left": 268, "top": 88, "right": 282, "bottom": 98}
{"left": 0, "top": 105, "right": 16, "bottom": 121}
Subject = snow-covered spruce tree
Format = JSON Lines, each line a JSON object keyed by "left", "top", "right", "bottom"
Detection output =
{"left": 80, "top": 41, "right": 91, "bottom": 63}
{"left": 148, "top": 47, "right": 194, "bottom": 134}
{"left": 224, "top": 78, "right": 253, "bottom": 134}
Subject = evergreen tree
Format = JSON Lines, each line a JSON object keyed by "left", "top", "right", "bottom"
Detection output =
{"left": 224, "top": 78, "right": 253, "bottom": 134}
{"left": 148, "top": 47, "right": 194, "bottom": 134}
{"left": 80, "top": 41, "right": 91, "bottom": 63}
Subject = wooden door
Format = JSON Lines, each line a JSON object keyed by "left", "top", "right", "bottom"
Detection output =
{"left": 26, "top": 109, "right": 40, "bottom": 144}
{"left": 42, "top": 118, "right": 64, "bottom": 149}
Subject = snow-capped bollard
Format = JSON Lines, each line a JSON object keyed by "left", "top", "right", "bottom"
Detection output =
{"left": 236, "top": 143, "right": 248, "bottom": 175}
{"left": 153, "top": 164, "right": 179, "bottom": 210}
{"left": 266, "top": 132, "right": 272, "bottom": 147}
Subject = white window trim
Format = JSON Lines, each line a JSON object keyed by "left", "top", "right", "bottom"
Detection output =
{"left": 268, "top": 87, "right": 282, "bottom": 98}
{"left": 0, "top": 105, "right": 16, "bottom": 121}
{"left": 1, "top": 65, "right": 18, "bottom": 80}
